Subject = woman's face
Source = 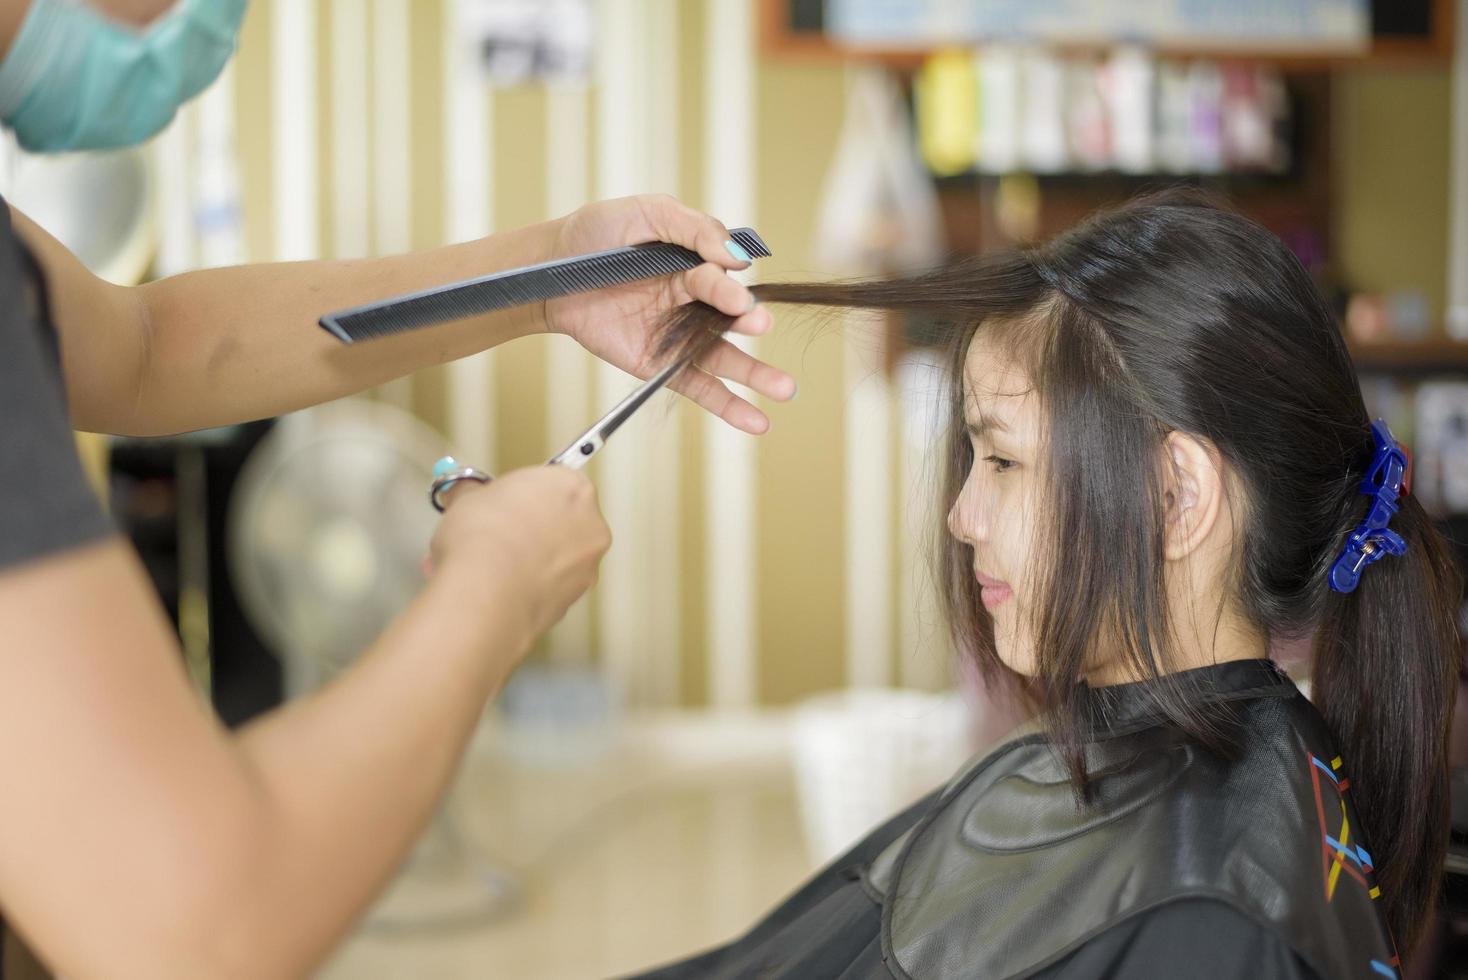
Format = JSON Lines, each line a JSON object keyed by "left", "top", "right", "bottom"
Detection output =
{"left": 947, "top": 333, "right": 1045, "bottom": 676}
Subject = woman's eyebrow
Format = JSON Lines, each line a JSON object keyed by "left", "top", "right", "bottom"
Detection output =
{"left": 964, "top": 412, "right": 1010, "bottom": 436}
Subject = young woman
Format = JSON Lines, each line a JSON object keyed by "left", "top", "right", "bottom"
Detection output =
{"left": 633, "top": 190, "right": 1458, "bottom": 979}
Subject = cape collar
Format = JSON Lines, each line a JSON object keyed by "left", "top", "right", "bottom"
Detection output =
{"left": 1076, "top": 657, "right": 1294, "bottom": 738}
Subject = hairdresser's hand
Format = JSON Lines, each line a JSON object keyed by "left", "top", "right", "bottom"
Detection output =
{"left": 428, "top": 467, "right": 611, "bottom": 644}
{"left": 545, "top": 194, "right": 796, "bottom": 435}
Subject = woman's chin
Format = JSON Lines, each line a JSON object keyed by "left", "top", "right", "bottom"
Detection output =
{"left": 990, "top": 638, "right": 1038, "bottom": 678}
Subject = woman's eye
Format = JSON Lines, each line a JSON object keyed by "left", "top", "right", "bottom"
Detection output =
{"left": 983, "top": 454, "right": 1017, "bottom": 474}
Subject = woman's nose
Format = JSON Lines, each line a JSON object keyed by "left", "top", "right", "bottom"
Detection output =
{"left": 947, "top": 481, "right": 986, "bottom": 546}
{"left": 946, "top": 503, "right": 965, "bottom": 544}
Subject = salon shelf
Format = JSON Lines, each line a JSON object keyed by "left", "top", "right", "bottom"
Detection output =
{"left": 1348, "top": 338, "right": 1468, "bottom": 376}
{"left": 931, "top": 171, "right": 1297, "bottom": 190}
{"left": 759, "top": 0, "right": 1456, "bottom": 68}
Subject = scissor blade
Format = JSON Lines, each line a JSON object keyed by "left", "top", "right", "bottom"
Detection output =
{"left": 596, "top": 355, "right": 690, "bottom": 441}
{"left": 548, "top": 349, "right": 699, "bottom": 469}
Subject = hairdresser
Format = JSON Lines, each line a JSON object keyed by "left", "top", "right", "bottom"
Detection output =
{"left": 0, "top": 1, "right": 796, "bottom": 976}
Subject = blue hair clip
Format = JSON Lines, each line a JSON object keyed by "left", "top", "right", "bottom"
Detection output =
{"left": 1328, "top": 419, "right": 1409, "bottom": 594}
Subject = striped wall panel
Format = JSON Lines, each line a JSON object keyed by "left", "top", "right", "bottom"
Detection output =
{"left": 149, "top": 0, "right": 947, "bottom": 708}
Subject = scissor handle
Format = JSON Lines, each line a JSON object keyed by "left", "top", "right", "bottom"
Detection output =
{"left": 429, "top": 457, "right": 494, "bottom": 512}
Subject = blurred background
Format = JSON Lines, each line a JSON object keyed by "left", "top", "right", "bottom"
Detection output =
{"left": 7, "top": 0, "right": 1468, "bottom": 976}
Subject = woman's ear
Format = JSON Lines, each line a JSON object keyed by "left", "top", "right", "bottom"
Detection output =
{"left": 1161, "top": 431, "right": 1224, "bottom": 562}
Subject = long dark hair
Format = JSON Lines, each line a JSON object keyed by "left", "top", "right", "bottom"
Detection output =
{"left": 654, "top": 189, "right": 1460, "bottom": 953}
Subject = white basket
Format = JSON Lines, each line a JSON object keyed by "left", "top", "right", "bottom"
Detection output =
{"left": 791, "top": 688, "right": 974, "bottom": 866}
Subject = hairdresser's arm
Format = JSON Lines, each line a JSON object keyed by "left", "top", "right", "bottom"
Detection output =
{"left": 0, "top": 468, "right": 606, "bottom": 980}
{"left": 15, "top": 193, "right": 787, "bottom": 438}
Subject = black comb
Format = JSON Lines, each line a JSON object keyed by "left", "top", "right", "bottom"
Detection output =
{"left": 319, "top": 227, "right": 771, "bottom": 343}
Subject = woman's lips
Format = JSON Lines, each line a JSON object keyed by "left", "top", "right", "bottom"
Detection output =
{"left": 974, "top": 570, "right": 1013, "bottom": 610}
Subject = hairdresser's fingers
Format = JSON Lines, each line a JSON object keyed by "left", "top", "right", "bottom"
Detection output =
{"left": 729, "top": 304, "right": 773, "bottom": 337}
{"left": 636, "top": 193, "right": 752, "bottom": 271}
{"left": 680, "top": 261, "right": 757, "bottom": 320}
{"left": 659, "top": 277, "right": 770, "bottom": 338}
{"left": 667, "top": 366, "right": 770, "bottom": 435}
{"left": 697, "top": 337, "right": 796, "bottom": 402}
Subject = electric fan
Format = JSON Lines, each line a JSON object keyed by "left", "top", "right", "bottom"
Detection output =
{"left": 228, "top": 397, "right": 519, "bottom": 930}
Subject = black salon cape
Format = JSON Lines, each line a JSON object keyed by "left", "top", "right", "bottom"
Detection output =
{"left": 0, "top": 194, "right": 116, "bottom": 979}
{"left": 627, "top": 661, "right": 1400, "bottom": 980}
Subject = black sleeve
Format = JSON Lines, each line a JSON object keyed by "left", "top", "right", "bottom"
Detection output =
{"left": 1034, "top": 898, "right": 1324, "bottom": 980}
{"left": 0, "top": 211, "right": 112, "bottom": 570}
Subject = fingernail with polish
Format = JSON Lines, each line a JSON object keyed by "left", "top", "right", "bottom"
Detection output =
{"left": 725, "top": 239, "right": 752, "bottom": 263}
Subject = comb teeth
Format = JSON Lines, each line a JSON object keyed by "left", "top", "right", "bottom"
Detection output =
{"left": 320, "top": 227, "right": 771, "bottom": 343}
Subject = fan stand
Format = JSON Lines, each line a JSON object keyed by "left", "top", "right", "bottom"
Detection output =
{"left": 364, "top": 809, "right": 521, "bottom": 934}
{"left": 285, "top": 659, "right": 521, "bottom": 933}
{"left": 228, "top": 401, "right": 525, "bottom": 933}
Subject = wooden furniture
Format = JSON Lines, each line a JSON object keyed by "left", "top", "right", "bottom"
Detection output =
{"left": 759, "top": 0, "right": 1456, "bottom": 68}
{"left": 756, "top": 0, "right": 1459, "bottom": 374}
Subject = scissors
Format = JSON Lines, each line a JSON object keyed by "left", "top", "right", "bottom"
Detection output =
{"left": 429, "top": 346, "right": 700, "bottom": 512}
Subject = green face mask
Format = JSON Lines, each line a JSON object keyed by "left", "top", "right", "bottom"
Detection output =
{"left": 0, "top": 0, "right": 247, "bottom": 153}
